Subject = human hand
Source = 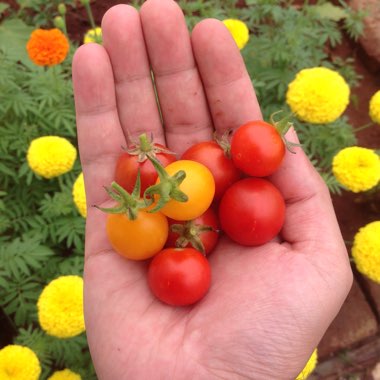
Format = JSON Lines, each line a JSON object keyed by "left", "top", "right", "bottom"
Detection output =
{"left": 72, "top": 1, "right": 353, "bottom": 379}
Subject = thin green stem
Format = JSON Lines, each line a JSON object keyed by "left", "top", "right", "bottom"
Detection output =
{"left": 61, "top": 15, "right": 68, "bottom": 36}
{"left": 139, "top": 133, "right": 152, "bottom": 153}
{"left": 353, "top": 123, "right": 374, "bottom": 133}
{"left": 57, "top": 174, "right": 64, "bottom": 190}
{"left": 52, "top": 65, "right": 62, "bottom": 98}
{"left": 84, "top": 3, "right": 96, "bottom": 30}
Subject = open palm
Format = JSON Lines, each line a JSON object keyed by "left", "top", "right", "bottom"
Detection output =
{"left": 72, "top": 1, "right": 352, "bottom": 379}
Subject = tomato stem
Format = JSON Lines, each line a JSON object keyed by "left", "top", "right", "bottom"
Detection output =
{"left": 139, "top": 133, "right": 153, "bottom": 153}
{"left": 270, "top": 110, "right": 294, "bottom": 136}
{"left": 214, "top": 130, "right": 233, "bottom": 158}
{"left": 144, "top": 155, "right": 188, "bottom": 213}
{"left": 270, "top": 110, "right": 302, "bottom": 154}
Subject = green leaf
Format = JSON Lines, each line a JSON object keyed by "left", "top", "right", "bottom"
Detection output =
{"left": 312, "top": 3, "right": 347, "bottom": 22}
{"left": 16, "top": 0, "right": 36, "bottom": 8}
{"left": 0, "top": 18, "right": 35, "bottom": 66}
{"left": 0, "top": 3, "right": 10, "bottom": 14}
{"left": 0, "top": 274, "right": 8, "bottom": 288}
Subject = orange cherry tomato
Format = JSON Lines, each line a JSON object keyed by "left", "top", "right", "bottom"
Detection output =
{"left": 156, "top": 160, "right": 215, "bottom": 221}
{"left": 106, "top": 210, "right": 168, "bottom": 260}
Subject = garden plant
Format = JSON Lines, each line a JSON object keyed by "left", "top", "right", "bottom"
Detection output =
{"left": 0, "top": 0, "right": 379, "bottom": 379}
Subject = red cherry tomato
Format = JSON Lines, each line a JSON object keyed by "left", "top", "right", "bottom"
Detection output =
{"left": 181, "top": 141, "right": 241, "bottom": 200}
{"left": 219, "top": 178, "right": 285, "bottom": 246}
{"left": 166, "top": 207, "right": 219, "bottom": 255}
{"left": 148, "top": 248, "right": 211, "bottom": 306}
{"left": 115, "top": 143, "right": 176, "bottom": 196}
{"left": 230, "top": 121, "right": 285, "bottom": 177}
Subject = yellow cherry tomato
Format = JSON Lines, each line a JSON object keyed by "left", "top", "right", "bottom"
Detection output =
{"left": 157, "top": 160, "right": 215, "bottom": 221}
{"left": 106, "top": 210, "right": 168, "bottom": 260}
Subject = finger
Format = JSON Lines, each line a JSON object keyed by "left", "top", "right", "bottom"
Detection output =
{"left": 101, "top": 5, "right": 165, "bottom": 145}
{"left": 192, "top": 19, "right": 262, "bottom": 134}
{"left": 72, "top": 43, "right": 126, "bottom": 258}
{"left": 140, "top": 0, "right": 213, "bottom": 155}
{"left": 269, "top": 128, "right": 348, "bottom": 259}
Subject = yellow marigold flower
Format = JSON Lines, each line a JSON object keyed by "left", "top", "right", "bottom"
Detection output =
{"left": 352, "top": 221, "right": 380, "bottom": 284}
{"left": 369, "top": 90, "right": 380, "bottom": 124}
{"left": 0, "top": 345, "right": 41, "bottom": 380}
{"left": 27, "top": 136, "right": 77, "bottom": 179}
{"left": 296, "top": 349, "right": 318, "bottom": 380}
{"left": 222, "top": 19, "right": 249, "bottom": 50}
{"left": 72, "top": 172, "right": 87, "bottom": 218}
{"left": 26, "top": 28, "right": 69, "bottom": 66}
{"left": 83, "top": 27, "right": 102, "bottom": 44}
{"left": 48, "top": 369, "right": 82, "bottom": 380}
{"left": 286, "top": 67, "right": 350, "bottom": 124}
{"left": 38, "top": 275, "right": 85, "bottom": 338}
{"left": 332, "top": 146, "right": 380, "bottom": 193}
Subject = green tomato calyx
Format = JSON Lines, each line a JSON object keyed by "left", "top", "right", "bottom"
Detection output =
{"left": 170, "top": 221, "right": 216, "bottom": 255}
{"left": 144, "top": 155, "right": 188, "bottom": 213}
{"left": 214, "top": 130, "right": 233, "bottom": 159}
{"left": 96, "top": 171, "right": 148, "bottom": 220}
{"left": 125, "top": 133, "right": 176, "bottom": 163}
{"left": 270, "top": 110, "right": 302, "bottom": 154}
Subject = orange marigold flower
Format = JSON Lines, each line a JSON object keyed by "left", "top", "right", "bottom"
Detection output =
{"left": 27, "top": 28, "right": 69, "bottom": 66}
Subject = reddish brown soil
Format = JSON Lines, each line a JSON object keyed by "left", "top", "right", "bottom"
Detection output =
{"left": 329, "top": 35, "right": 380, "bottom": 244}
{"left": 331, "top": 42, "right": 380, "bottom": 260}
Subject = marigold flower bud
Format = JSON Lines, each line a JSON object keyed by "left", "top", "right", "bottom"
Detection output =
{"left": 58, "top": 3, "right": 66, "bottom": 15}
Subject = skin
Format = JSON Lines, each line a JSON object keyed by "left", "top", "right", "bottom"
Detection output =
{"left": 72, "top": 1, "right": 353, "bottom": 379}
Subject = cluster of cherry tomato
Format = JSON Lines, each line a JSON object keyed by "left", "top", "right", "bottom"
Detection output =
{"left": 100, "top": 116, "right": 292, "bottom": 307}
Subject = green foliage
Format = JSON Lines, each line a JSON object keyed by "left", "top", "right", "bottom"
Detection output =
{"left": 0, "top": 18, "right": 34, "bottom": 66}
{"left": 339, "top": 0, "right": 367, "bottom": 40}
{"left": 295, "top": 116, "right": 358, "bottom": 193}
{"left": 15, "top": 0, "right": 76, "bottom": 27}
{"left": 242, "top": 4, "right": 343, "bottom": 112}
{"left": 296, "top": 117, "right": 358, "bottom": 169}
{"left": 0, "top": 17, "right": 86, "bottom": 375}
{"left": 0, "top": 0, "right": 368, "bottom": 377}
